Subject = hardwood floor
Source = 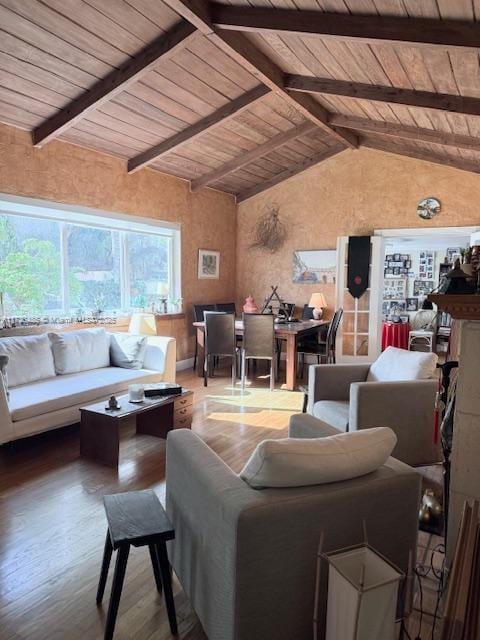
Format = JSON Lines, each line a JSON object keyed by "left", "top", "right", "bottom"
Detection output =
{"left": 0, "top": 364, "right": 442, "bottom": 639}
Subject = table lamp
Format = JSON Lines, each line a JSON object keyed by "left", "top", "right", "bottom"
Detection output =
{"left": 128, "top": 312, "right": 157, "bottom": 335}
{"left": 309, "top": 293, "right": 327, "bottom": 320}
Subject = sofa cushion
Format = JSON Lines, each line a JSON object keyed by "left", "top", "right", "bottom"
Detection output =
{"left": 312, "top": 400, "right": 349, "bottom": 432}
{"left": 239, "top": 427, "right": 397, "bottom": 489}
{"left": 110, "top": 333, "right": 147, "bottom": 369}
{"left": 367, "top": 346, "right": 438, "bottom": 382}
{"left": 49, "top": 328, "right": 110, "bottom": 374}
{"left": 9, "top": 366, "right": 162, "bottom": 422}
{"left": 0, "top": 334, "right": 56, "bottom": 387}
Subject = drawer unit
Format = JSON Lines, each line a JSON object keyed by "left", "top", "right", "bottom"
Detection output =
{"left": 173, "top": 392, "right": 194, "bottom": 429}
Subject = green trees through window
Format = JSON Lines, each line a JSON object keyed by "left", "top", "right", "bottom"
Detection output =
{"left": 0, "top": 214, "right": 172, "bottom": 317}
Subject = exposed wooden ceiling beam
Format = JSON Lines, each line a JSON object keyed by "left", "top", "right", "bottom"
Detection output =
{"left": 363, "top": 138, "right": 480, "bottom": 176}
{"left": 210, "top": 4, "right": 480, "bottom": 53}
{"left": 330, "top": 114, "right": 480, "bottom": 153}
{"left": 190, "top": 121, "right": 317, "bottom": 191}
{"left": 237, "top": 144, "right": 346, "bottom": 203}
{"left": 285, "top": 75, "right": 480, "bottom": 118}
{"left": 162, "top": 0, "right": 358, "bottom": 149}
{"left": 33, "top": 21, "right": 197, "bottom": 148}
{"left": 128, "top": 84, "right": 269, "bottom": 173}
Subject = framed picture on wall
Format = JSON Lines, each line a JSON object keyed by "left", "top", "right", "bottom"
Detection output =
{"left": 413, "top": 279, "right": 435, "bottom": 296}
{"left": 198, "top": 249, "right": 220, "bottom": 279}
{"left": 406, "top": 297, "right": 418, "bottom": 312}
{"left": 293, "top": 250, "right": 337, "bottom": 284}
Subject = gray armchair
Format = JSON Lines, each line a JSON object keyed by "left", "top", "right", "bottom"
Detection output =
{"left": 307, "top": 363, "right": 441, "bottom": 466}
{"left": 166, "top": 428, "right": 421, "bottom": 640}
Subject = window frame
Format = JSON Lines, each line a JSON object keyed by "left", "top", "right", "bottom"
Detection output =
{"left": 0, "top": 193, "right": 182, "bottom": 315}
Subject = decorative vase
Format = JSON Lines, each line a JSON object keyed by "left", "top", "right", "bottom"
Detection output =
{"left": 243, "top": 295, "right": 258, "bottom": 313}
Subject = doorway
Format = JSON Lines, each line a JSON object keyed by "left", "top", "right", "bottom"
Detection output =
{"left": 375, "top": 226, "right": 478, "bottom": 358}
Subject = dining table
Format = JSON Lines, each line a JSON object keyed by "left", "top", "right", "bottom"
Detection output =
{"left": 193, "top": 318, "right": 329, "bottom": 391}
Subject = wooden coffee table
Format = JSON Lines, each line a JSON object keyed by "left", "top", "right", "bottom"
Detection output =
{"left": 80, "top": 390, "right": 193, "bottom": 467}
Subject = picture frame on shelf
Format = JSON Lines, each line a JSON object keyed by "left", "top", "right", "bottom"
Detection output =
{"left": 198, "top": 249, "right": 220, "bottom": 279}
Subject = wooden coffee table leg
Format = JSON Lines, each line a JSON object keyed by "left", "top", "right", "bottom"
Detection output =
{"left": 80, "top": 412, "right": 120, "bottom": 468}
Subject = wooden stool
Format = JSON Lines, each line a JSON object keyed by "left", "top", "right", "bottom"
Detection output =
{"left": 96, "top": 490, "right": 177, "bottom": 639}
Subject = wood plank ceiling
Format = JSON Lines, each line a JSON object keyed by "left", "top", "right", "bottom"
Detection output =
{"left": 0, "top": 0, "right": 479, "bottom": 202}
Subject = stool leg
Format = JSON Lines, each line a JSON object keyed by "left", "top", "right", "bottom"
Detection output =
{"left": 149, "top": 544, "right": 163, "bottom": 593}
{"left": 105, "top": 544, "right": 130, "bottom": 640}
{"left": 156, "top": 543, "right": 178, "bottom": 635}
{"left": 97, "top": 531, "right": 113, "bottom": 604}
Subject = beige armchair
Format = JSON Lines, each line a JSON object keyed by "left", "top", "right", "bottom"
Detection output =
{"left": 307, "top": 355, "right": 441, "bottom": 466}
{"left": 166, "top": 428, "right": 421, "bottom": 640}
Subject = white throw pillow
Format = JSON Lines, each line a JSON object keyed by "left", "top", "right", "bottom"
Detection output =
{"left": 110, "top": 333, "right": 147, "bottom": 369}
{"left": 49, "top": 328, "right": 110, "bottom": 374}
{"left": 0, "top": 334, "right": 56, "bottom": 387}
{"left": 239, "top": 427, "right": 397, "bottom": 489}
{"left": 367, "top": 346, "right": 438, "bottom": 382}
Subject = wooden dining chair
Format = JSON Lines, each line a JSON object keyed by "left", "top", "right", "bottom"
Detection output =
{"left": 203, "top": 312, "right": 237, "bottom": 387}
{"left": 297, "top": 308, "right": 344, "bottom": 377}
{"left": 193, "top": 304, "right": 215, "bottom": 371}
{"left": 241, "top": 313, "right": 276, "bottom": 391}
{"left": 215, "top": 302, "right": 236, "bottom": 314}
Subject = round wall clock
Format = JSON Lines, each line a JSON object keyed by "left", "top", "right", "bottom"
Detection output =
{"left": 417, "top": 197, "right": 441, "bottom": 220}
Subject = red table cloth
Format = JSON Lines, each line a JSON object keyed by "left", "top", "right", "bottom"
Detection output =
{"left": 381, "top": 321, "right": 410, "bottom": 351}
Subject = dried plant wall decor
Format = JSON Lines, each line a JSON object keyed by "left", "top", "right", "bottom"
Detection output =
{"left": 250, "top": 205, "right": 287, "bottom": 253}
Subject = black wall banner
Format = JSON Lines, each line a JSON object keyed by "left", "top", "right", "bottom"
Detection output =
{"left": 347, "top": 236, "right": 371, "bottom": 299}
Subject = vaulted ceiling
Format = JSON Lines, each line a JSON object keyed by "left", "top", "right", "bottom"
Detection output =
{"left": 1, "top": 0, "right": 480, "bottom": 202}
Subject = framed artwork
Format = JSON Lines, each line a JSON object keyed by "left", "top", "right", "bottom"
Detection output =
{"left": 198, "top": 249, "right": 220, "bottom": 279}
{"left": 447, "top": 247, "right": 462, "bottom": 264}
{"left": 293, "top": 250, "right": 336, "bottom": 284}
{"left": 413, "top": 279, "right": 435, "bottom": 296}
{"left": 383, "top": 277, "right": 406, "bottom": 300}
{"left": 406, "top": 297, "right": 418, "bottom": 312}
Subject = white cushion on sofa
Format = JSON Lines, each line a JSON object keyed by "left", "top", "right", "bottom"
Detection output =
{"left": 49, "top": 328, "right": 110, "bottom": 374}
{"left": 239, "top": 427, "right": 397, "bottom": 489}
{"left": 367, "top": 346, "right": 438, "bottom": 382}
{"left": 0, "top": 334, "right": 56, "bottom": 387}
{"left": 9, "top": 366, "right": 163, "bottom": 422}
{"left": 110, "top": 333, "right": 147, "bottom": 369}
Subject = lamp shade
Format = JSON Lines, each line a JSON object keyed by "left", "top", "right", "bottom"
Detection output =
{"left": 309, "top": 293, "right": 327, "bottom": 309}
{"left": 128, "top": 312, "right": 157, "bottom": 335}
{"left": 325, "top": 546, "right": 403, "bottom": 640}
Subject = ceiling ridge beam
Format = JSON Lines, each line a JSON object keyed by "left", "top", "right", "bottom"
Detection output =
{"left": 363, "top": 138, "right": 480, "bottom": 176}
{"left": 285, "top": 75, "right": 480, "bottom": 117}
{"left": 127, "top": 84, "right": 270, "bottom": 173}
{"left": 330, "top": 114, "right": 480, "bottom": 152}
{"left": 237, "top": 144, "right": 346, "bottom": 203}
{"left": 162, "top": 0, "right": 358, "bottom": 149}
{"left": 210, "top": 4, "right": 480, "bottom": 53}
{"left": 32, "top": 20, "right": 197, "bottom": 147}
{"left": 190, "top": 121, "right": 318, "bottom": 191}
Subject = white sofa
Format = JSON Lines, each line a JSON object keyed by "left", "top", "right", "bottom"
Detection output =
{"left": 0, "top": 328, "right": 176, "bottom": 444}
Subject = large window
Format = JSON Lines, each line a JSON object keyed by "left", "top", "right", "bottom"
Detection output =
{"left": 0, "top": 196, "right": 181, "bottom": 317}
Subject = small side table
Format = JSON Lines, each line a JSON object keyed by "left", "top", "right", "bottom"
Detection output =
{"left": 97, "top": 490, "right": 177, "bottom": 639}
